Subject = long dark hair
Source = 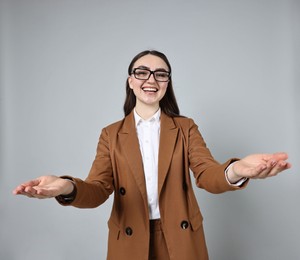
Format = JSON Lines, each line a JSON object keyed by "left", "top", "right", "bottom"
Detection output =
{"left": 123, "top": 50, "right": 180, "bottom": 117}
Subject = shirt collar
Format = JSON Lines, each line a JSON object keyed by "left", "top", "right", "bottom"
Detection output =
{"left": 134, "top": 108, "right": 161, "bottom": 127}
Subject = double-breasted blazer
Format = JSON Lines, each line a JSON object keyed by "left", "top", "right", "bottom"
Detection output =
{"left": 64, "top": 111, "right": 245, "bottom": 260}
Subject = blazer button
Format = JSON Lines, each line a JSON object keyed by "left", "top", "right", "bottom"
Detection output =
{"left": 181, "top": 220, "right": 189, "bottom": 230}
{"left": 125, "top": 227, "right": 133, "bottom": 236}
{"left": 119, "top": 187, "right": 126, "bottom": 196}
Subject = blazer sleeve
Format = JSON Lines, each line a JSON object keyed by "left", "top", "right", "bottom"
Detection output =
{"left": 59, "top": 128, "right": 115, "bottom": 208}
{"left": 187, "top": 118, "right": 248, "bottom": 193}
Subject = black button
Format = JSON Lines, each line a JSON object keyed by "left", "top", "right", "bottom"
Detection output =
{"left": 125, "top": 227, "right": 133, "bottom": 236}
{"left": 119, "top": 187, "right": 126, "bottom": 196}
{"left": 181, "top": 220, "right": 189, "bottom": 230}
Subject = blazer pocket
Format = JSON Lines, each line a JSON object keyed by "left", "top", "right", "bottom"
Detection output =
{"left": 190, "top": 212, "right": 203, "bottom": 232}
{"left": 108, "top": 219, "right": 120, "bottom": 240}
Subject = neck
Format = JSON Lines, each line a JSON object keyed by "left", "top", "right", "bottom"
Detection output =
{"left": 135, "top": 103, "right": 160, "bottom": 120}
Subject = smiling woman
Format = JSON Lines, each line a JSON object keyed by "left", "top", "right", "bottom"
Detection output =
{"left": 124, "top": 50, "right": 180, "bottom": 118}
{"left": 128, "top": 54, "right": 170, "bottom": 119}
{"left": 13, "top": 50, "right": 291, "bottom": 260}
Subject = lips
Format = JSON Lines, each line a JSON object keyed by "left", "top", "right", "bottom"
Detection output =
{"left": 141, "top": 87, "right": 158, "bottom": 92}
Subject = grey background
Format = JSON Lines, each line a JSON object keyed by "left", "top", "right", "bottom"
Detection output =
{"left": 1, "top": 0, "right": 299, "bottom": 259}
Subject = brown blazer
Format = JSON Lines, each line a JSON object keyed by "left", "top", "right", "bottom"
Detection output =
{"left": 66, "top": 111, "right": 246, "bottom": 260}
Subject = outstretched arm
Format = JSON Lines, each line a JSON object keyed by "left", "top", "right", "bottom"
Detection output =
{"left": 13, "top": 175, "right": 74, "bottom": 199}
{"left": 226, "top": 152, "right": 291, "bottom": 184}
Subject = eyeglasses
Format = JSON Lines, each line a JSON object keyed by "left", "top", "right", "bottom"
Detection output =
{"left": 131, "top": 68, "right": 171, "bottom": 82}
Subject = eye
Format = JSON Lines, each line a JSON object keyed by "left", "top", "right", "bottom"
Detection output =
{"left": 133, "top": 69, "right": 150, "bottom": 79}
{"left": 136, "top": 70, "right": 148, "bottom": 76}
{"left": 155, "top": 71, "right": 169, "bottom": 79}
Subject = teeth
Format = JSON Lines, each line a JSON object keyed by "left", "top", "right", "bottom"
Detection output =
{"left": 142, "top": 87, "right": 157, "bottom": 92}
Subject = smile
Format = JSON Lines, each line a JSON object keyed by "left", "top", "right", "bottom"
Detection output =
{"left": 141, "top": 87, "right": 158, "bottom": 92}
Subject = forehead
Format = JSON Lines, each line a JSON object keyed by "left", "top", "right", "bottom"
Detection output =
{"left": 133, "top": 54, "right": 169, "bottom": 70}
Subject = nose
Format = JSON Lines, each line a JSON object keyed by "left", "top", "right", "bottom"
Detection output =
{"left": 147, "top": 72, "right": 156, "bottom": 83}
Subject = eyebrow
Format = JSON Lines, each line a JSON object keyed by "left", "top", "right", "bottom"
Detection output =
{"left": 136, "top": 65, "right": 169, "bottom": 72}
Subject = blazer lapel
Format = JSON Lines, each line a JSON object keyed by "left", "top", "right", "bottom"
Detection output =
{"left": 118, "top": 112, "right": 148, "bottom": 207}
{"left": 158, "top": 113, "right": 179, "bottom": 197}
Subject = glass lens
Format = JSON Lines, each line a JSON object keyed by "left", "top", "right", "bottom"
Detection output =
{"left": 154, "top": 71, "right": 169, "bottom": 82}
{"left": 134, "top": 69, "right": 150, "bottom": 80}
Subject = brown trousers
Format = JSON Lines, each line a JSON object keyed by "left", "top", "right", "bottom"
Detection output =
{"left": 149, "top": 219, "right": 170, "bottom": 260}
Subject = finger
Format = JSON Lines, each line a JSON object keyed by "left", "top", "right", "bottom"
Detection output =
{"left": 273, "top": 152, "right": 289, "bottom": 160}
{"left": 13, "top": 179, "right": 41, "bottom": 194}
{"left": 13, "top": 185, "right": 26, "bottom": 195}
{"left": 17, "top": 191, "right": 35, "bottom": 198}
{"left": 267, "top": 160, "right": 291, "bottom": 176}
{"left": 21, "top": 179, "right": 41, "bottom": 187}
{"left": 16, "top": 187, "right": 54, "bottom": 199}
{"left": 13, "top": 185, "right": 34, "bottom": 195}
{"left": 24, "top": 186, "right": 39, "bottom": 194}
{"left": 253, "top": 159, "right": 290, "bottom": 179}
{"left": 262, "top": 152, "right": 289, "bottom": 163}
{"left": 24, "top": 186, "right": 49, "bottom": 197}
{"left": 258, "top": 159, "right": 280, "bottom": 178}
{"left": 284, "top": 161, "right": 292, "bottom": 170}
{"left": 19, "top": 191, "right": 51, "bottom": 199}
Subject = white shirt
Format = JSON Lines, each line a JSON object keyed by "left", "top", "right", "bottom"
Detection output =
{"left": 134, "top": 108, "right": 161, "bottom": 219}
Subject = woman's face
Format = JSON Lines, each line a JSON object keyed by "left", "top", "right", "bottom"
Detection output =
{"left": 128, "top": 54, "right": 169, "bottom": 110}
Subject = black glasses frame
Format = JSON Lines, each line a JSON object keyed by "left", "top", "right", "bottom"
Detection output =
{"left": 131, "top": 68, "right": 171, "bottom": 82}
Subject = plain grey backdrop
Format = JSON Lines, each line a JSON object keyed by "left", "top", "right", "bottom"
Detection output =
{"left": 1, "top": 0, "right": 299, "bottom": 259}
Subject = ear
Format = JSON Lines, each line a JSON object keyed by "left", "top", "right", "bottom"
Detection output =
{"left": 128, "top": 76, "right": 133, "bottom": 89}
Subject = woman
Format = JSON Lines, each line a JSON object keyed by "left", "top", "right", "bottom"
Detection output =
{"left": 13, "top": 50, "right": 291, "bottom": 260}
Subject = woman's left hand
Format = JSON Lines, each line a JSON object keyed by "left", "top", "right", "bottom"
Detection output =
{"left": 227, "top": 152, "right": 292, "bottom": 183}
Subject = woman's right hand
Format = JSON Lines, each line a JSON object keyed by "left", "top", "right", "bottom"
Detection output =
{"left": 13, "top": 175, "right": 74, "bottom": 199}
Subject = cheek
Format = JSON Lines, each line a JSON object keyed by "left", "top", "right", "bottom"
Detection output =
{"left": 160, "top": 84, "right": 168, "bottom": 94}
{"left": 129, "top": 78, "right": 143, "bottom": 90}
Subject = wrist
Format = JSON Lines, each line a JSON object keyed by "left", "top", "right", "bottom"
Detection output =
{"left": 226, "top": 162, "right": 242, "bottom": 184}
{"left": 61, "top": 179, "right": 75, "bottom": 195}
{"left": 55, "top": 177, "right": 77, "bottom": 204}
